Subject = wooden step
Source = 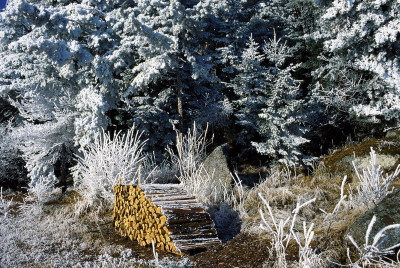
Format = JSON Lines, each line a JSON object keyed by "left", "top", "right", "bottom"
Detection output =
{"left": 112, "top": 181, "right": 221, "bottom": 254}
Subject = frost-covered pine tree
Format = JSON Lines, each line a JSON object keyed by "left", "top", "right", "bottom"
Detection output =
{"left": 118, "top": 0, "right": 189, "bottom": 153}
{"left": 181, "top": 0, "right": 245, "bottom": 132}
{"left": 119, "top": 0, "right": 221, "bottom": 155}
{"left": 197, "top": 0, "right": 245, "bottom": 82}
{"left": 230, "top": 34, "right": 266, "bottom": 144}
{"left": 0, "top": 99, "right": 27, "bottom": 188}
{"left": 0, "top": 0, "right": 78, "bottom": 189}
{"left": 248, "top": 0, "right": 322, "bottom": 90}
{"left": 253, "top": 32, "right": 308, "bottom": 165}
{"left": 0, "top": 0, "right": 230, "bottom": 188}
{"left": 0, "top": 0, "right": 121, "bottom": 189}
{"left": 312, "top": 0, "right": 400, "bottom": 131}
{"left": 231, "top": 33, "right": 308, "bottom": 165}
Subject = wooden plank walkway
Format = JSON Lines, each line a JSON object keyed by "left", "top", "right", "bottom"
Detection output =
{"left": 113, "top": 183, "right": 221, "bottom": 254}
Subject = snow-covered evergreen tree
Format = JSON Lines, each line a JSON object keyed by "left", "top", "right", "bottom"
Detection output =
{"left": 0, "top": 0, "right": 121, "bottom": 188}
{"left": 1, "top": 0, "right": 233, "bottom": 187}
{"left": 0, "top": 107, "right": 27, "bottom": 189}
{"left": 230, "top": 34, "right": 266, "bottom": 144}
{"left": 197, "top": 0, "right": 246, "bottom": 82}
{"left": 248, "top": 0, "right": 322, "bottom": 90}
{"left": 231, "top": 33, "right": 308, "bottom": 165}
{"left": 186, "top": 0, "right": 245, "bottom": 133}
{"left": 253, "top": 32, "right": 308, "bottom": 165}
{"left": 312, "top": 0, "right": 400, "bottom": 131}
{"left": 118, "top": 0, "right": 222, "bottom": 156}
{"left": 0, "top": 0, "right": 76, "bottom": 188}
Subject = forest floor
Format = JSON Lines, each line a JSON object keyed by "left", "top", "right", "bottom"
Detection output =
{"left": 1, "top": 189, "right": 273, "bottom": 267}
{"left": 92, "top": 212, "right": 273, "bottom": 267}
{"left": 0, "top": 176, "right": 346, "bottom": 268}
{"left": 2, "top": 136, "right": 400, "bottom": 267}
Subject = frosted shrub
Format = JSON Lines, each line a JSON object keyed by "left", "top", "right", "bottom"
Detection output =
{"left": 139, "top": 152, "right": 176, "bottom": 184}
{"left": 168, "top": 122, "right": 209, "bottom": 180}
{"left": 259, "top": 192, "right": 316, "bottom": 267}
{"left": 26, "top": 174, "right": 56, "bottom": 205}
{"left": 0, "top": 187, "right": 12, "bottom": 218}
{"left": 339, "top": 216, "right": 400, "bottom": 267}
{"left": 167, "top": 123, "right": 229, "bottom": 206}
{"left": 293, "top": 221, "right": 326, "bottom": 268}
{"left": 353, "top": 147, "right": 400, "bottom": 207}
{"left": 72, "top": 126, "right": 147, "bottom": 213}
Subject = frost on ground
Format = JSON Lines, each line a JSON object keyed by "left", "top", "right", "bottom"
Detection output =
{"left": 76, "top": 251, "right": 191, "bottom": 268}
{"left": 0, "top": 191, "right": 191, "bottom": 268}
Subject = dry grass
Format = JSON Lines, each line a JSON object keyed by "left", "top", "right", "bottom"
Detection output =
{"left": 232, "top": 145, "right": 400, "bottom": 267}
{"left": 3, "top": 126, "right": 400, "bottom": 267}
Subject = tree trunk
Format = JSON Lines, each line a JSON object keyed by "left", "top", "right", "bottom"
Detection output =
{"left": 176, "top": 68, "right": 183, "bottom": 136}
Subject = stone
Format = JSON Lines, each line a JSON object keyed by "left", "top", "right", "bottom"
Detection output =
{"left": 345, "top": 189, "right": 400, "bottom": 251}
{"left": 386, "top": 130, "right": 400, "bottom": 138}
{"left": 321, "top": 144, "right": 400, "bottom": 175}
{"left": 343, "top": 153, "right": 398, "bottom": 171}
{"left": 202, "top": 144, "right": 232, "bottom": 190}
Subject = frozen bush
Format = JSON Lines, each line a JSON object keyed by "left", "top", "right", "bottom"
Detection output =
{"left": 330, "top": 215, "right": 400, "bottom": 267}
{"left": 72, "top": 126, "right": 148, "bottom": 213}
{"left": 25, "top": 174, "right": 56, "bottom": 205}
{"left": 259, "top": 192, "right": 316, "bottom": 267}
{"left": 353, "top": 147, "right": 400, "bottom": 207}
{"left": 167, "top": 122, "right": 209, "bottom": 182}
{"left": 168, "top": 123, "right": 230, "bottom": 206}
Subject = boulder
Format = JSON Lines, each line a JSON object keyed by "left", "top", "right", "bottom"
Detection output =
{"left": 385, "top": 130, "right": 400, "bottom": 138}
{"left": 320, "top": 137, "right": 400, "bottom": 175}
{"left": 342, "top": 153, "right": 398, "bottom": 171}
{"left": 345, "top": 189, "right": 400, "bottom": 251}
{"left": 203, "top": 144, "right": 232, "bottom": 189}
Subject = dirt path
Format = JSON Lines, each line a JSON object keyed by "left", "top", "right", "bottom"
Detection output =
{"left": 189, "top": 233, "right": 271, "bottom": 268}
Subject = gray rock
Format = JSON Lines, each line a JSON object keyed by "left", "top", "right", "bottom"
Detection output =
{"left": 386, "top": 130, "right": 400, "bottom": 138}
{"left": 330, "top": 151, "right": 399, "bottom": 175}
{"left": 345, "top": 189, "right": 400, "bottom": 251}
{"left": 203, "top": 144, "right": 232, "bottom": 189}
{"left": 346, "top": 153, "right": 398, "bottom": 171}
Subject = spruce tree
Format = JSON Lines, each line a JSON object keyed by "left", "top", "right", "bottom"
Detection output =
{"left": 230, "top": 34, "right": 266, "bottom": 144}
{"left": 312, "top": 0, "right": 400, "bottom": 132}
{"left": 0, "top": 0, "right": 121, "bottom": 187}
{"left": 231, "top": 33, "right": 308, "bottom": 165}
{"left": 253, "top": 32, "right": 308, "bottom": 165}
{"left": 119, "top": 0, "right": 223, "bottom": 156}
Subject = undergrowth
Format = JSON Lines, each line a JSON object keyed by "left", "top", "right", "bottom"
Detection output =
{"left": 0, "top": 189, "right": 190, "bottom": 267}
{"left": 2, "top": 124, "right": 400, "bottom": 267}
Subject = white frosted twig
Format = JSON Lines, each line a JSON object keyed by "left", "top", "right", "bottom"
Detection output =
{"left": 353, "top": 147, "right": 400, "bottom": 206}
{"left": 344, "top": 215, "right": 400, "bottom": 267}
{"left": 0, "top": 187, "right": 13, "bottom": 217}
{"left": 259, "top": 192, "right": 316, "bottom": 267}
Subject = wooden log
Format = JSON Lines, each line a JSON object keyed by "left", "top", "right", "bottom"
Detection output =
{"left": 113, "top": 183, "right": 221, "bottom": 254}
